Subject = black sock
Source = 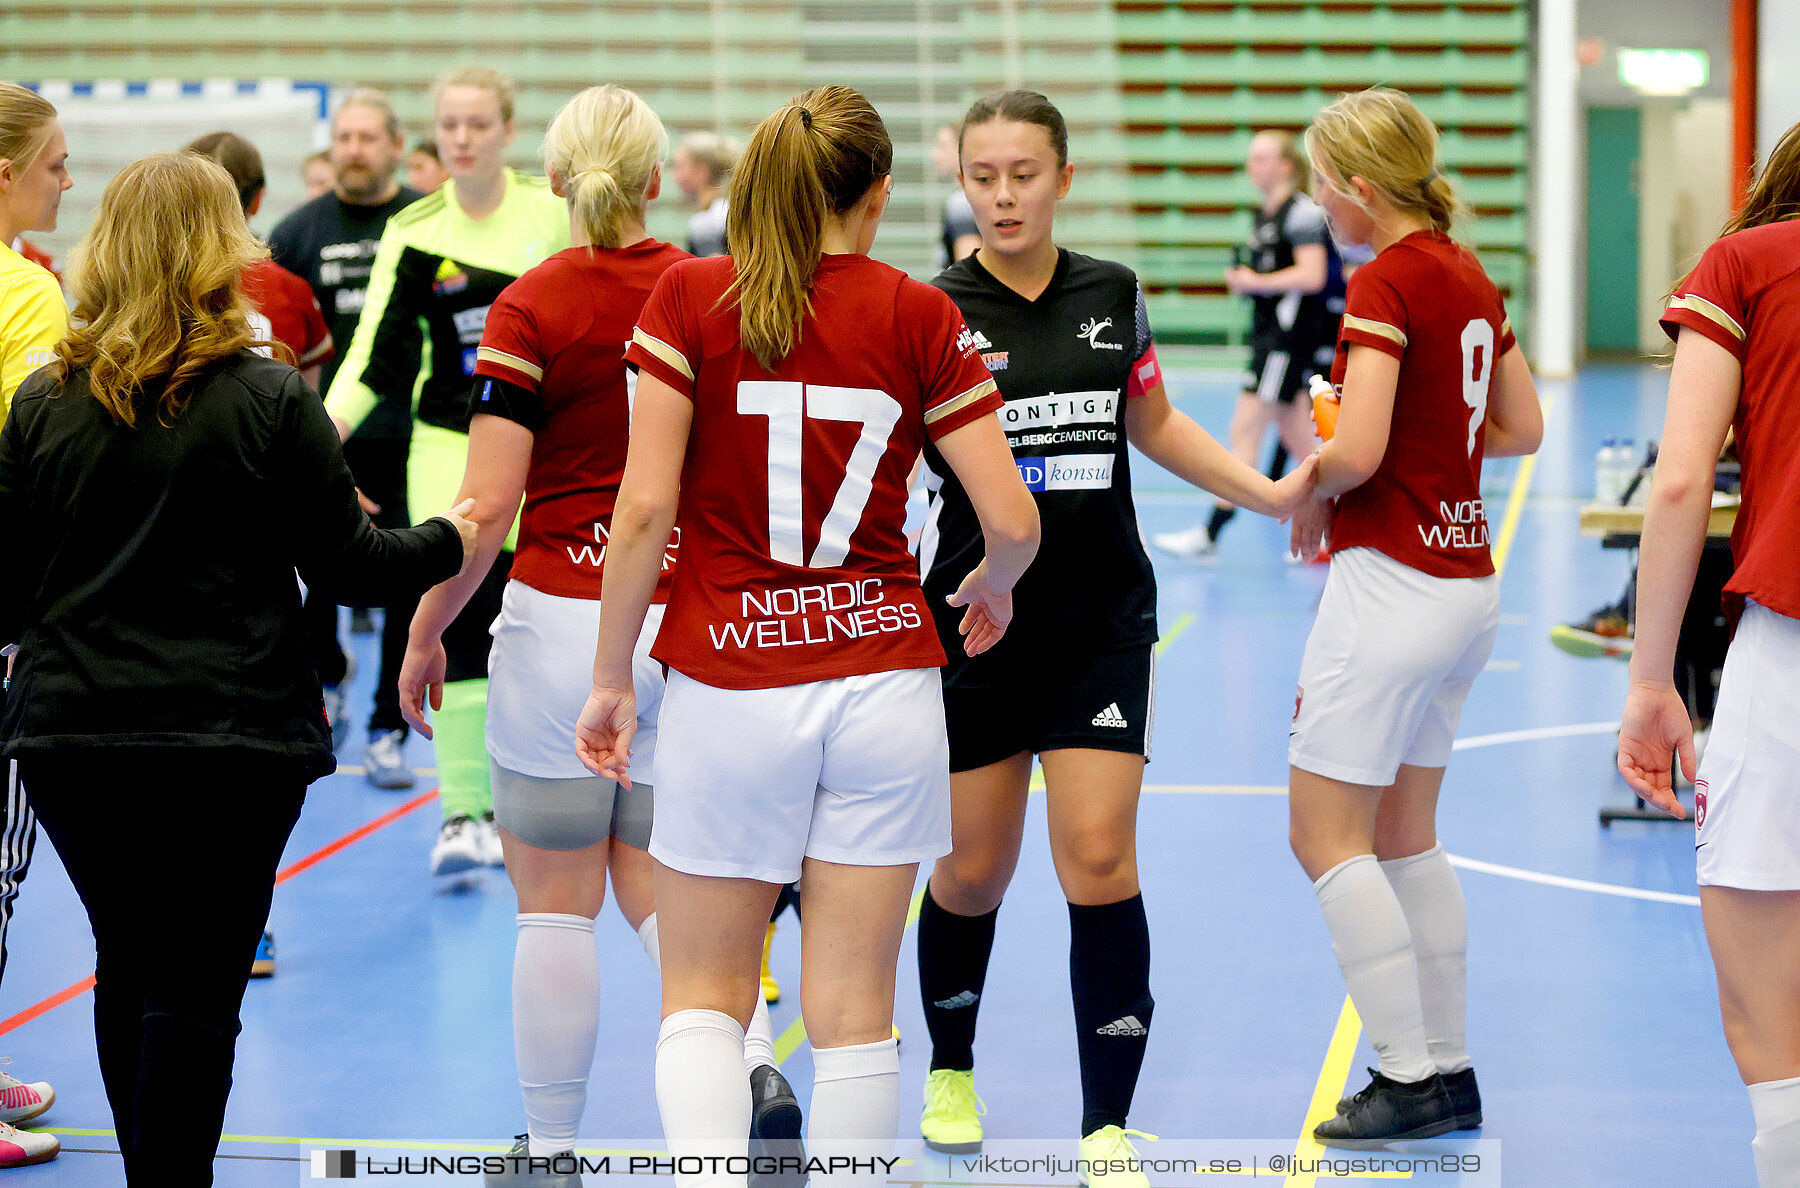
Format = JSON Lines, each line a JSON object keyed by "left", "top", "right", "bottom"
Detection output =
{"left": 1206, "top": 504, "right": 1236, "bottom": 541}
{"left": 1266, "top": 442, "right": 1290, "bottom": 481}
{"left": 917, "top": 883, "right": 999, "bottom": 1073}
{"left": 1069, "top": 895, "right": 1153, "bottom": 1136}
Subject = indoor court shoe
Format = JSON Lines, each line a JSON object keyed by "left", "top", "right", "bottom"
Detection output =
{"left": 1337, "top": 1066, "right": 1481, "bottom": 1130}
{"left": 363, "top": 729, "right": 416, "bottom": 790}
{"left": 479, "top": 810, "right": 507, "bottom": 866}
{"left": 920, "top": 1068, "right": 985, "bottom": 1154}
{"left": 1150, "top": 524, "right": 1217, "bottom": 561}
{"left": 484, "top": 1134, "right": 581, "bottom": 1187}
{"left": 0, "top": 1120, "right": 57, "bottom": 1167}
{"left": 1549, "top": 605, "right": 1633, "bottom": 659}
{"left": 430, "top": 814, "right": 485, "bottom": 876}
{"left": 0, "top": 1062, "right": 51, "bottom": 1126}
{"left": 761, "top": 922, "right": 781, "bottom": 1004}
{"left": 748, "top": 1063, "right": 806, "bottom": 1188}
{"left": 250, "top": 928, "right": 276, "bottom": 978}
{"left": 1314, "top": 1070, "right": 1458, "bottom": 1149}
{"left": 1077, "top": 1125, "right": 1155, "bottom": 1188}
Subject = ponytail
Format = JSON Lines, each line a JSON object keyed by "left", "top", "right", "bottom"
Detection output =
{"left": 541, "top": 85, "right": 665, "bottom": 250}
{"left": 1306, "top": 87, "right": 1467, "bottom": 236}
{"left": 726, "top": 85, "right": 892, "bottom": 371}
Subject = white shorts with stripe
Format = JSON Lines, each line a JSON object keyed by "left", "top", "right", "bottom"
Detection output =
{"left": 650, "top": 666, "right": 952, "bottom": 884}
{"left": 1289, "top": 546, "right": 1499, "bottom": 786}
{"left": 1695, "top": 600, "right": 1800, "bottom": 890}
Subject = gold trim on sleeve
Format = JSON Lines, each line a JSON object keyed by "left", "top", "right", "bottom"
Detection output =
{"left": 1666, "top": 294, "right": 1746, "bottom": 340}
{"left": 475, "top": 346, "right": 545, "bottom": 382}
{"left": 924, "top": 378, "right": 1000, "bottom": 425}
{"left": 630, "top": 328, "right": 694, "bottom": 382}
{"left": 1341, "top": 314, "right": 1407, "bottom": 348}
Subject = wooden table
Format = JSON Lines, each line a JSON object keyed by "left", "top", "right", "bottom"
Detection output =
{"left": 1578, "top": 499, "right": 1738, "bottom": 547}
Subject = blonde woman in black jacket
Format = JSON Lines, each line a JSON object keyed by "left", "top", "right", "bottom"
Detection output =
{"left": 0, "top": 151, "right": 476, "bottom": 1188}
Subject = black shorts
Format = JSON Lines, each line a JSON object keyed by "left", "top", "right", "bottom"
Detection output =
{"left": 1243, "top": 341, "right": 1314, "bottom": 405}
{"left": 941, "top": 645, "right": 1155, "bottom": 773}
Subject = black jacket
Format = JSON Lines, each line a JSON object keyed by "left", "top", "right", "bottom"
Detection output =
{"left": 0, "top": 351, "right": 461, "bottom": 780}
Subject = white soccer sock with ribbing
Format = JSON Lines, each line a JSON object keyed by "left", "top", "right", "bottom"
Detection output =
{"left": 1313, "top": 854, "right": 1435, "bottom": 1084}
{"left": 809, "top": 1038, "right": 899, "bottom": 1184}
{"left": 513, "top": 913, "right": 600, "bottom": 1157}
{"left": 638, "top": 913, "right": 661, "bottom": 969}
{"left": 1381, "top": 844, "right": 1470, "bottom": 1074}
{"left": 1750, "top": 1075, "right": 1800, "bottom": 1187}
{"left": 656, "top": 1009, "right": 752, "bottom": 1187}
{"left": 637, "top": 913, "right": 775, "bottom": 1073}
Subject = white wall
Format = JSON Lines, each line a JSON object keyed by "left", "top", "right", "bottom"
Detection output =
{"left": 1760, "top": 0, "right": 1800, "bottom": 158}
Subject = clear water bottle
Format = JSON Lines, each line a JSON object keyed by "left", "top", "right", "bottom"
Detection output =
{"left": 1595, "top": 436, "right": 1620, "bottom": 504}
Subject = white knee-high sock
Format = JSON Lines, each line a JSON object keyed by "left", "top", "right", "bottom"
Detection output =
{"left": 638, "top": 913, "right": 662, "bottom": 970}
{"left": 1313, "top": 855, "right": 1435, "bottom": 1083}
{"left": 744, "top": 997, "right": 777, "bottom": 1073}
{"left": 514, "top": 913, "right": 600, "bottom": 1157}
{"left": 656, "top": 1009, "right": 751, "bottom": 1188}
{"left": 1750, "top": 1075, "right": 1800, "bottom": 1187}
{"left": 1381, "top": 844, "right": 1470, "bottom": 1074}
{"left": 810, "top": 1038, "right": 900, "bottom": 1185}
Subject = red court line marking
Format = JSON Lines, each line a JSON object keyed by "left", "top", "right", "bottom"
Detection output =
{"left": 0, "top": 786, "right": 440, "bottom": 1039}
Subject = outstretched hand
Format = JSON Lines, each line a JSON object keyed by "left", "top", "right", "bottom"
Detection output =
{"left": 1617, "top": 680, "right": 1694, "bottom": 819}
{"left": 947, "top": 560, "right": 1014, "bottom": 657}
{"left": 397, "top": 640, "right": 448, "bottom": 739}
{"left": 1270, "top": 451, "right": 1321, "bottom": 522}
{"left": 440, "top": 498, "right": 479, "bottom": 568}
{"left": 1289, "top": 492, "right": 1334, "bottom": 561}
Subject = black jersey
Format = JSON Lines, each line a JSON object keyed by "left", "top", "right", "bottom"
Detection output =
{"left": 1243, "top": 191, "right": 1331, "bottom": 350}
{"left": 268, "top": 186, "right": 423, "bottom": 435}
{"left": 922, "top": 249, "right": 1158, "bottom": 672}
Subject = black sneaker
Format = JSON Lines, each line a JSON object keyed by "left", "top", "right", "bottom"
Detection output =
{"left": 484, "top": 1134, "right": 582, "bottom": 1186}
{"left": 749, "top": 1064, "right": 807, "bottom": 1188}
{"left": 1337, "top": 1066, "right": 1481, "bottom": 1130}
{"left": 1313, "top": 1070, "right": 1458, "bottom": 1149}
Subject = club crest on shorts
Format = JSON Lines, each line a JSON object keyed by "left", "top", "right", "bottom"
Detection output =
{"left": 1293, "top": 686, "right": 1304, "bottom": 722}
{"left": 1694, "top": 780, "right": 1708, "bottom": 830}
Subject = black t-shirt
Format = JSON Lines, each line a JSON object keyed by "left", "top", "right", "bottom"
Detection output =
{"left": 269, "top": 186, "right": 424, "bottom": 438}
{"left": 1244, "top": 191, "right": 1332, "bottom": 352}
{"left": 922, "top": 249, "right": 1158, "bottom": 677}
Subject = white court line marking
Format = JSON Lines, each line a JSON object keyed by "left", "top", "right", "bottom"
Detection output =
{"left": 1452, "top": 720, "right": 1619, "bottom": 750}
{"left": 1448, "top": 854, "right": 1700, "bottom": 906}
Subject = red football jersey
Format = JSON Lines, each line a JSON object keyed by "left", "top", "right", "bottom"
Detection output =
{"left": 1327, "top": 230, "right": 1514, "bottom": 579}
{"left": 626, "top": 253, "right": 1003, "bottom": 690}
{"left": 1661, "top": 220, "right": 1800, "bottom": 622}
{"left": 243, "top": 258, "right": 332, "bottom": 372}
{"left": 472, "top": 242, "right": 691, "bottom": 601}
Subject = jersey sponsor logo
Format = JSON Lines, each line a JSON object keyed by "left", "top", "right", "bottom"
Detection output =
{"left": 954, "top": 326, "right": 979, "bottom": 358}
{"left": 1418, "top": 498, "right": 1491, "bottom": 551}
{"left": 933, "top": 991, "right": 979, "bottom": 1010}
{"left": 1078, "top": 316, "right": 1124, "bottom": 351}
{"left": 452, "top": 304, "right": 492, "bottom": 346}
{"left": 23, "top": 349, "right": 54, "bottom": 367}
{"left": 1015, "top": 453, "right": 1115, "bottom": 493}
{"left": 1000, "top": 391, "right": 1119, "bottom": 434}
{"left": 1096, "top": 1014, "right": 1148, "bottom": 1036}
{"left": 434, "top": 257, "right": 469, "bottom": 295}
{"left": 565, "top": 522, "right": 680, "bottom": 573}
{"left": 1091, "top": 703, "right": 1129, "bottom": 728}
{"left": 333, "top": 286, "right": 369, "bottom": 314}
{"left": 981, "top": 351, "right": 1009, "bottom": 372}
{"left": 708, "top": 578, "right": 924, "bottom": 652}
{"left": 970, "top": 329, "right": 995, "bottom": 350}
{"left": 320, "top": 239, "right": 380, "bottom": 261}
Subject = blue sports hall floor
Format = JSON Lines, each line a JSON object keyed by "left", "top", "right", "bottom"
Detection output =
{"left": 1, "top": 361, "right": 1742, "bottom": 1186}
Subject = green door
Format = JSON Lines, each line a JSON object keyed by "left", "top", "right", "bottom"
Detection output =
{"left": 1586, "top": 106, "right": 1641, "bottom": 355}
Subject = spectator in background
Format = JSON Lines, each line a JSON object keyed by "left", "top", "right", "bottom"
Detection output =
{"left": 0, "top": 149, "right": 476, "bottom": 1188}
{"left": 931, "top": 123, "right": 980, "bottom": 267}
{"left": 301, "top": 149, "right": 333, "bottom": 200}
{"left": 271, "top": 89, "right": 426, "bottom": 792}
{"left": 407, "top": 138, "right": 448, "bottom": 194}
{"left": 670, "top": 130, "right": 738, "bottom": 256}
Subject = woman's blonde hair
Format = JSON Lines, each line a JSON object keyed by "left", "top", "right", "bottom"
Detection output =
{"left": 55, "top": 151, "right": 269, "bottom": 427}
{"left": 433, "top": 66, "right": 516, "bottom": 124}
{"left": 542, "top": 85, "right": 666, "bottom": 249}
{"left": 0, "top": 82, "right": 59, "bottom": 177}
{"left": 725, "top": 85, "right": 892, "bottom": 371}
{"left": 1305, "top": 88, "right": 1464, "bottom": 234}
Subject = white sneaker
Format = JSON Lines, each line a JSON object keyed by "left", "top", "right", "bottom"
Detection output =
{"left": 0, "top": 1119, "right": 57, "bottom": 1167}
{"left": 362, "top": 729, "right": 416, "bottom": 790}
{"left": 429, "top": 814, "right": 485, "bottom": 876}
{"left": 478, "top": 810, "right": 506, "bottom": 867}
{"left": 1150, "top": 525, "right": 1216, "bottom": 561}
{"left": 0, "top": 1061, "right": 51, "bottom": 1125}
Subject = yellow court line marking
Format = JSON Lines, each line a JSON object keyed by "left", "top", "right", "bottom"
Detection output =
{"left": 774, "top": 614, "right": 1196, "bottom": 1065}
{"left": 1284, "top": 397, "right": 1553, "bottom": 1185}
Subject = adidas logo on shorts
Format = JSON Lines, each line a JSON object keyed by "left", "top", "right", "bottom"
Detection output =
{"left": 1096, "top": 1014, "right": 1148, "bottom": 1037}
{"left": 1091, "top": 703, "right": 1129, "bottom": 728}
{"left": 933, "top": 991, "right": 980, "bottom": 1010}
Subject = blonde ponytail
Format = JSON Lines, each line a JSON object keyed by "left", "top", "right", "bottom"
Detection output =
{"left": 726, "top": 85, "right": 891, "bottom": 371}
{"left": 1306, "top": 87, "right": 1467, "bottom": 235}
{"left": 542, "top": 85, "right": 666, "bottom": 249}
